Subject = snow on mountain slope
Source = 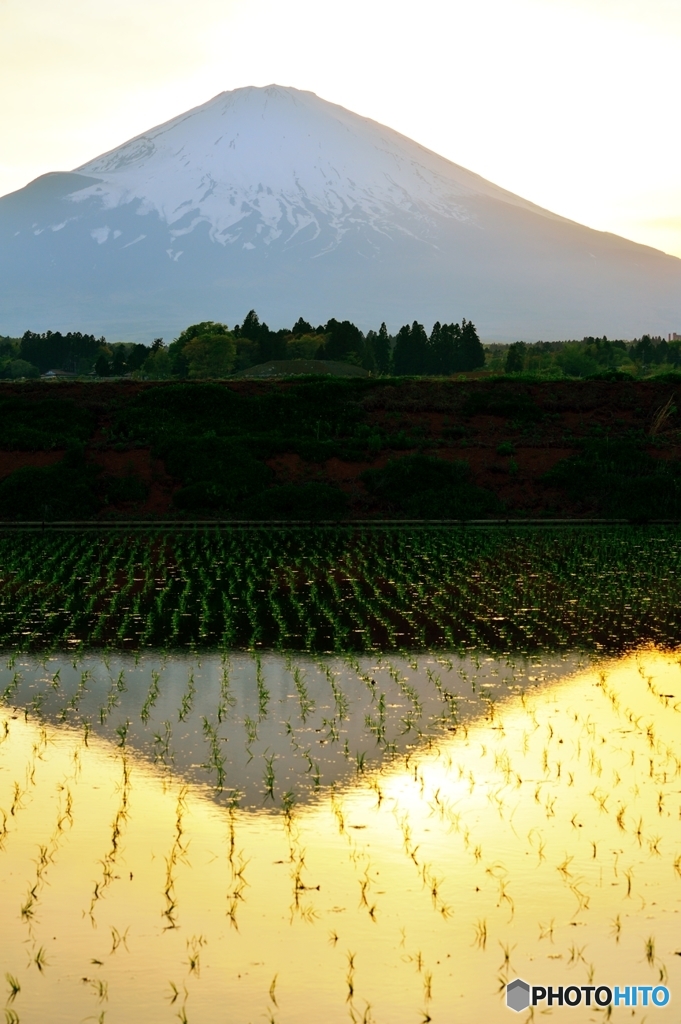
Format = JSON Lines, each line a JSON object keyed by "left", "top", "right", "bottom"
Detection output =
{"left": 1, "top": 84, "right": 681, "bottom": 341}
{"left": 73, "top": 85, "right": 556, "bottom": 247}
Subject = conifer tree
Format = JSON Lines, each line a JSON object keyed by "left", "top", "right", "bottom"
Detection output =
{"left": 292, "top": 317, "right": 313, "bottom": 335}
{"left": 505, "top": 341, "right": 526, "bottom": 373}
{"left": 411, "top": 321, "right": 428, "bottom": 373}
{"left": 374, "top": 322, "right": 391, "bottom": 374}
{"left": 392, "top": 325, "right": 413, "bottom": 375}
{"left": 323, "top": 318, "right": 365, "bottom": 363}
{"left": 392, "top": 322, "right": 428, "bottom": 374}
{"left": 428, "top": 321, "right": 460, "bottom": 374}
{"left": 459, "top": 319, "right": 485, "bottom": 371}
{"left": 427, "top": 321, "right": 441, "bottom": 374}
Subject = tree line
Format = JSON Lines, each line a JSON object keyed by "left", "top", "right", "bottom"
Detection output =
{"left": 0, "top": 311, "right": 485, "bottom": 379}
{"left": 3, "top": 318, "right": 676, "bottom": 381}
{"left": 0, "top": 332, "right": 148, "bottom": 379}
{"left": 141, "top": 311, "right": 485, "bottom": 378}
{"left": 498, "top": 334, "right": 681, "bottom": 377}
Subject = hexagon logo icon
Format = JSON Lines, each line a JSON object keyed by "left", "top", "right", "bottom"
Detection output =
{"left": 506, "top": 978, "right": 531, "bottom": 1012}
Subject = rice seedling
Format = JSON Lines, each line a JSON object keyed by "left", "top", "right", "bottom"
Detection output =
{"left": 140, "top": 669, "right": 161, "bottom": 725}
{"left": 472, "top": 919, "right": 487, "bottom": 950}
{"left": 89, "top": 978, "right": 109, "bottom": 1003}
{"left": 201, "top": 718, "right": 226, "bottom": 791}
{"left": 263, "top": 753, "right": 276, "bottom": 801}
{"left": 153, "top": 721, "right": 173, "bottom": 765}
{"left": 115, "top": 719, "right": 130, "bottom": 748}
{"left": 217, "top": 662, "right": 236, "bottom": 723}
{"left": 292, "top": 667, "right": 314, "bottom": 723}
{"left": 31, "top": 947, "right": 47, "bottom": 972}
{"left": 185, "top": 935, "right": 205, "bottom": 976}
{"left": 110, "top": 926, "right": 129, "bottom": 954}
{"left": 178, "top": 671, "right": 196, "bottom": 722}
{"left": 255, "top": 656, "right": 270, "bottom": 720}
{"left": 345, "top": 951, "right": 356, "bottom": 1001}
{"left": 243, "top": 716, "right": 258, "bottom": 754}
{"left": 4, "top": 975, "right": 20, "bottom": 1003}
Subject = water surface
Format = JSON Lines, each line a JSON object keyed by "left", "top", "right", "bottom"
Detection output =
{"left": 2, "top": 648, "right": 681, "bottom": 1021}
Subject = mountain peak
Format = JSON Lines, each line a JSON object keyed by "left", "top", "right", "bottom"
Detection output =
{"left": 73, "top": 84, "right": 543, "bottom": 244}
{"left": 1, "top": 86, "right": 680, "bottom": 341}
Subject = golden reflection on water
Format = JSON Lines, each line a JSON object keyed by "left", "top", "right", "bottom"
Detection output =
{"left": 2, "top": 649, "right": 681, "bottom": 1022}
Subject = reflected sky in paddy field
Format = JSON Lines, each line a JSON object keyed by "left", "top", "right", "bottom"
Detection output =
{"left": 2, "top": 648, "right": 681, "bottom": 1021}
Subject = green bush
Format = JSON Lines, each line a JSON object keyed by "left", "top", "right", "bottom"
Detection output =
{"left": 112, "top": 381, "right": 368, "bottom": 450}
{"left": 0, "top": 398, "right": 95, "bottom": 450}
{"left": 0, "top": 359, "right": 40, "bottom": 380}
{"left": 362, "top": 454, "right": 501, "bottom": 518}
{"left": 497, "top": 441, "right": 516, "bottom": 456}
{"left": 544, "top": 436, "right": 681, "bottom": 520}
{"left": 246, "top": 482, "right": 348, "bottom": 520}
{"left": 103, "top": 473, "right": 148, "bottom": 505}
{"left": 555, "top": 344, "right": 600, "bottom": 378}
{"left": 0, "top": 450, "right": 100, "bottom": 520}
{"left": 172, "top": 482, "right": 244, "bottom": 513}
{"left": 163, "top": 439, "right": 271, "bottom": 487}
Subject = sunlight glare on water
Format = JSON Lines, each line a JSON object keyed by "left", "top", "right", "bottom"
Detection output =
{"left": 1, "top": 649, "right": 681, "bottom": 1022}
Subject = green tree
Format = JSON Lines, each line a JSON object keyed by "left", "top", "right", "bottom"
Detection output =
{"left": 94, "top": 352, "right": 111, "bottom": 377}
{"left": 505, "top": 341, "right": 527, "bottom": 373}
{"left": 393, "top": 322, "right": 428, "bottom": 375}
{"left": 321, "top": 319, "right": 366, "bottom": 363}
{"left": 142, "top": 343, "right": 172, "bottom": 379}
{"left": 5, "top": 359, "right": 39, "bottom": 379}
{"left": 392, "top": 325, "right": 412, "bottom": 375}
{"left": 555, "top": 343, "right": 599, "bottom": 378}
{"left": 373, "top": 322, "right": 391, "bottom": 374}
{"left": 111, "top": 346, "right": 127, "bottom": 375}
{"left": 458, "top": 319, "right": 485, "bottom": 371}
{"left": 20, "top": 330, "right": 104, "bottom": 374}
{"left": 168, "top": 323, "right": 236, "bottom": 378}
{"left": 428, "top": 322, "right": 460, "bottom": 375}
{"left": 291, "top": 317, "right": 313, "bottom": 335}
{"left": 235, "top": 310, "right": 285, "bottom": 362}
{"left": 286, "top": 335, "right": 322, "bottom": 359}
{"left": 183, "top": 335, "right": 237, "bottom": 378}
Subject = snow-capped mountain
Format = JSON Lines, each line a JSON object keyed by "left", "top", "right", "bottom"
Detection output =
{"left": 1, "top": 85, "right": 680, "bottom": 341}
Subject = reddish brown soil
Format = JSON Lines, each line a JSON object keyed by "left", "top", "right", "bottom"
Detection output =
{"left": 266, "top": 452, "right": 309, "bottom": 483}
{"left": 90, "top": 448, "right": 177, "bottom": 516}
{"left": 3, "top": 377, "right": 681, "bottom": 518}
{"left": 0, "top": 451, "right": 63, "bottom": 475}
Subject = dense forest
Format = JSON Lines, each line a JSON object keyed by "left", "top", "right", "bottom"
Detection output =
{"left": 0, "top": 313, "right": 677, "bottom": 380}
{"left": 0, "top": 312, "right": 486, "bottom": 379}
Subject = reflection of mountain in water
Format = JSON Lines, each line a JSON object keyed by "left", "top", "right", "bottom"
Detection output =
{"left": 2, "top": 650, "right": 680, "bottom": 1023}
{"left": 4, "top": 650, "right": 585, "bottom": 805}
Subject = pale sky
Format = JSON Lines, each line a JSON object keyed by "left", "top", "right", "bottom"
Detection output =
{"left": 1, "top": 0, "right": 680, "bottom": 256}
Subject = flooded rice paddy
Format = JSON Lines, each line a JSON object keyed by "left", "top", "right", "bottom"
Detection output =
{"left": 2, "top": 646, "right": 681, "bottom": 1022}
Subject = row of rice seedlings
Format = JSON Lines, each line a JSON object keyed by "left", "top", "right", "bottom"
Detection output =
{"left": 6, "top": 528, "right": 681, "bottom": 647}
{"left": 0, "top": 526, "right": 679, "bottom": 655}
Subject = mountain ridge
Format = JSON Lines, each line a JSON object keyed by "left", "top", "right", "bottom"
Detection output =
{"left": 1, "top": 84, "right": 680, "bottom": 342}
